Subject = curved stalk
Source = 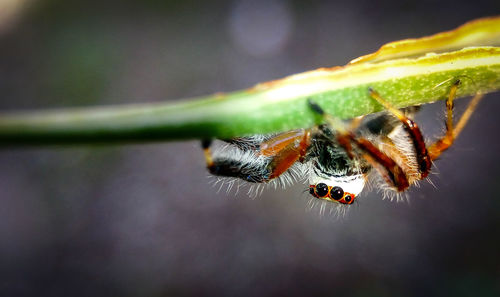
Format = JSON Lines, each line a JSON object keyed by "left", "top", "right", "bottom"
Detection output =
{"left": 1, "top": 17, "right": 500, "bottom": 146}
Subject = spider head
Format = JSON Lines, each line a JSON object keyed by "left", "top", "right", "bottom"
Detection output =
{"left": 308, "top": 175, "right": 365, "bottom": 204}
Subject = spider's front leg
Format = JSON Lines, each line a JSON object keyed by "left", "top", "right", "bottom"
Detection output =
{"left": 202, "top": 138, "right": 267, "bottom": 183}
{"left": 201, "top": 129, "right": 312, "bottom": 183}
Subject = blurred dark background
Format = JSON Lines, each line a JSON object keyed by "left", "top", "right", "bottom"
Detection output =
{"left": 1, "top": 0, "right": 500, "bottom": 296}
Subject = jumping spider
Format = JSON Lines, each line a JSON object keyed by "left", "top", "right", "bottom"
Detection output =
{"left": 202, "top": 80, "right": 484, "bottom": 207}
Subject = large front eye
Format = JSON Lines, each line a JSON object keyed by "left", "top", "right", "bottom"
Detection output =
{"left": 330, "top": 186, "right": 344, "bottom": 200}
{"left": 315, "top": 183, "right": 329, "bottom": 197}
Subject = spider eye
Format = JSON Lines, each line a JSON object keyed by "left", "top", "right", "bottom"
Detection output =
{"left": 315, "top": 183, "right": 329, "bottom": 197}
{"left": 344, "top": 195, "right": 352, "bottom": 203}
{"left": 330, "top": 186, "right": 344, "bottom": 200}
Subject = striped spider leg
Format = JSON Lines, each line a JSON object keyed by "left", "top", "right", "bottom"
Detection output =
{"left": 202, "top": 129, "right": 311, "bottom": 184}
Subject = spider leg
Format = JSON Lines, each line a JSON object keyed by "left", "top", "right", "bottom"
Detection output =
{"left": 260, "top": 129, "right": 311, "bottom": 179}
{"left": 201, "top": 129, "right": 311, "bottom": 183}
{"left": 308, "top": 99, "right": 410, "bottom": 191}
{"left": 221, "top": 137, "right": 262, "bottom": 151}
{"left": 427, "top": 81, "right": 484, "bottom": 160}
{"left": 368, "top": 88, "right": 432, "bottom": 178}
{"left": 308, "top": 99, "right": 354, "bottom": 158}
{"left": 201, "top": 138, "right": 269, "bottom": 183}
{"left": 202, "top": 139, "right": 214, "bottom": 168}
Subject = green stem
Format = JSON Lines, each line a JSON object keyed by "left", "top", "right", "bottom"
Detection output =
{"left": 1, "top": 47, "right": 499, "bottom": 145}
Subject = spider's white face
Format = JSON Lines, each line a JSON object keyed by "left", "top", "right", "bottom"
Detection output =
{"left": 308, "top": 174, "right": 366, "bottom": 204}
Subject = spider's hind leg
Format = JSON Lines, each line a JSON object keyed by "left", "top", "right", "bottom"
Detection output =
{"left": 369, "top": 80, "right": 485, "bottom": 177}
{"left": 427, "top": 80, "right": 485, "bottom": 160}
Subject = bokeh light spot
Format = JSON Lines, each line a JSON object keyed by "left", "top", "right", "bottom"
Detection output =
{"left": 228, "top": 0, "right": 293, "bottom": 57}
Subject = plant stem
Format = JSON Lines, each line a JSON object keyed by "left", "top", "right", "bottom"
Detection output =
{"left": 0, "top": 47, "right": 499, "bottom": 145}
